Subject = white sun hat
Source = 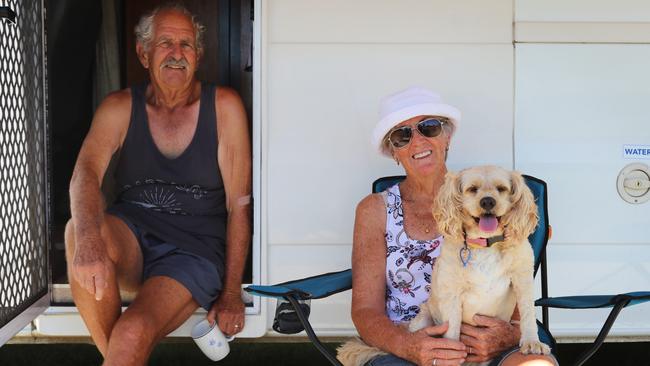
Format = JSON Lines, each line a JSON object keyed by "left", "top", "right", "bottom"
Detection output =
{"left": 372, "top": 86, "right": 461, "bottom": 157}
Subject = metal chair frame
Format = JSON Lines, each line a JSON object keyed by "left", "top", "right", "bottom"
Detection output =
{"left": 246, "top": 175, "right": 650, "bottom": 366}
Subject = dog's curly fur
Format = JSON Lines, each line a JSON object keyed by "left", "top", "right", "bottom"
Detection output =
{"left": 338, "top": 166, "right": 550, "bottom": 366}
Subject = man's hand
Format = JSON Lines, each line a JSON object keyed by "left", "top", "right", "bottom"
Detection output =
{"left": 207, "top": 289, "right": 245, "bottom": 336}
{"left": 460, "top": 314, "right": 519, "bottom": 363}
{"left": 72, "top": 237, "right": 111, "bottom": 301}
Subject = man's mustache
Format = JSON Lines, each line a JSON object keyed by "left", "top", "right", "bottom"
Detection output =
{"left": 160, "top": 58, "right": 189, "bottom": 69}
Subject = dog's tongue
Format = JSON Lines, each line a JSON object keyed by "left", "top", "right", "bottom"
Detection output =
{"left": 479, "top": 215, "right": 498, "bottom": 233}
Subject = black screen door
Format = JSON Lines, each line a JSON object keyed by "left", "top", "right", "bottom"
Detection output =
{"left": 0, "top": 0, "right": 49, "bottom": 346}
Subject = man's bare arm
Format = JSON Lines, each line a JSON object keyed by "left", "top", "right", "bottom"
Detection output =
{"left": 207, "top": 87, "right": 251, "bottom": 334}
{"left": 69, "top": 90, "right": 131, "bottom": 300}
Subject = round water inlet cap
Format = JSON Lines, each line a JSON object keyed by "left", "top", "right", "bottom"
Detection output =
{"left": 617, "top": 163, "right": 650, "bottom": 204}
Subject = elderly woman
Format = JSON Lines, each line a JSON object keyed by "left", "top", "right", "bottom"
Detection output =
{"left": 347, "top": 87, "right": 557, "bottom": 366}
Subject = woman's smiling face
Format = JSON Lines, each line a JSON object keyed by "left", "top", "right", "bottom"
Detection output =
{"left": 391, "top": 115, "right": 450, "bottom": 177}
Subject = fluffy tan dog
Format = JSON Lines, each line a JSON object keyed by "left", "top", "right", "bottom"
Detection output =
{"left": 409, "top": 165, "right": 551, "bottom": 364}
{"left": 338, "top": 166, "right": 550, "bottom": 366}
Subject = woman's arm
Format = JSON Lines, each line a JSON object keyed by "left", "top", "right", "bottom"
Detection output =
{"left": 352, "top": 194, "right": 467, "bottom": 365}
{"left": 351, "top": 194, "right": 411, "bottom": 355}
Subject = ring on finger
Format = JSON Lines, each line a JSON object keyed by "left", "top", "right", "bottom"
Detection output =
{"left": 468, "top": 346, "right": 472, "bottom": 354}
{"left": 432, "top": 358, "right": 437, "bottom": 366}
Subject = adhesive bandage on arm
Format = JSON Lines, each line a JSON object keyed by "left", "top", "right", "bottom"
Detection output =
{"left": 237, "top": 195, "right": 251, "bottom": 207}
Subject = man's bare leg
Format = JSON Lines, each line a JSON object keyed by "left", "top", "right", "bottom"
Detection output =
{"left": 159, "top": 299, "right": 203, "bottom": 339}
{"left": 65, "top": 214, "right": 143, "bottom": 355}
{"left": 103, "top": 276, "right": 199, "bottom": 366}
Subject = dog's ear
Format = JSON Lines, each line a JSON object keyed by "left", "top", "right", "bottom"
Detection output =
{"left": 433, "top": 171, "right": 464, "bottom": 241}
{"left": 504, "top": 171, "right": 538, "bottom": 241}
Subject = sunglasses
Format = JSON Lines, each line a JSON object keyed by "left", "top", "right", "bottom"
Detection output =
{"left": 386, "top": 117, "right": 447, "bottom": 149}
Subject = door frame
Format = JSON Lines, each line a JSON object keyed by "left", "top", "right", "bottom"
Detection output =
{"left": 0, "top": 0, "right": 51, "bottom": 345}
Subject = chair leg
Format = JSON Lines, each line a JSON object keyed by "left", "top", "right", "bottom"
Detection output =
{"left": 541, "top": 250, "right": 549, "bottom": 328}
{"left": 286, "top": 296, "right": 343, "bottom": 366}
{"left": 573, "top": 299, "right": 630, "bottom": 366}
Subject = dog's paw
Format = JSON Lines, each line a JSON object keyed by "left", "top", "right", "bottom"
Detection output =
{"left": 519, "top": 339, "right": 551, "bottom": 355}
{"left": 408, "top": 304, "right": 433, "bottom": 332}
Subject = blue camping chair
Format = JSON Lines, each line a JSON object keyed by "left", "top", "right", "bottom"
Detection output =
{"left": 245, "top": 175, "right": 650, "bottom": 366}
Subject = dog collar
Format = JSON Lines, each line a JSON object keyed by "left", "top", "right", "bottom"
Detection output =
{"left": 460, "top": 231, "right": 506, "bottom": 267}
{"left": 463, "top": 232, "right": 505, "bottom": 249}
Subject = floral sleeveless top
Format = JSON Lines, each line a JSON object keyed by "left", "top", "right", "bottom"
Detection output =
{"left": 384, "top": 184, "right": 442, "bottom": 323}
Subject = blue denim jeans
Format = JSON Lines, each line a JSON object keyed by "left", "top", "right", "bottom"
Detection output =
{"left": 364, "top": 347, "right": 558, "bottom": 366}
{"left": 364, "top": 354, "right": 415, "bottom": 366}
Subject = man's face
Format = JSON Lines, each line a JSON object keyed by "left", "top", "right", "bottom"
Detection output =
{"left": 138, "top": 10, "right": 200, "bottom": 89}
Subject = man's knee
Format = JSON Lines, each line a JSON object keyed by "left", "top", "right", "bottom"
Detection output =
{"left": 112, "top": 312, "right": 158, "bottom": 346}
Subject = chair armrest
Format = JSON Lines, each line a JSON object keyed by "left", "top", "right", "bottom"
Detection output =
{"left": 245, "top": 270, "right": 350, "bottom": 365}
{"left": 244, "top": 268, "right": 352, "bottom": 300}
{"left": 536, "top": 291, "right": 650, "bottom": 309}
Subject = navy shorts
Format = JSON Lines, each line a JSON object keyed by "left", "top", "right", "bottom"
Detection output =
{"left": 111, "top": 213, "right": 222, "bottom": 311}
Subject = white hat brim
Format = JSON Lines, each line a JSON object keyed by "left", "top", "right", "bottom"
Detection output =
{"left": 372, "top": 103, "right": 461, "bottom": 156}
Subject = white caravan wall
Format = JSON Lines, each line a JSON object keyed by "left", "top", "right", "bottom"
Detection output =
{"left": 515, "top": 0, "right": 650, "bottom": 43}
{"left": 264, "top": 0, "right": 513, "bottom": 335}
{"left": 515, "top": 1, "right": 650, "bottom": 338}
{"left": 516, "top": 0, "right": 650, "bottom": 21}
{"left": 515, "top": 44, "right": 650, "bottom": 337}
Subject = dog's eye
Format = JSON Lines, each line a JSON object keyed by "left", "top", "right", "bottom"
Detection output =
{"left": 467, "top": 186, "right": 478, "bottom": 194}
{"left": 497, "top": 186, "right": 508, "bottom": 193}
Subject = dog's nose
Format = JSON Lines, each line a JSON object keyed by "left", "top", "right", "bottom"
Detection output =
{"left": 480, "top": 197, "right": 496, "bottom": 211}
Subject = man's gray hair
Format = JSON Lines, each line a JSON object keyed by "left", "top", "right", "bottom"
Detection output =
{"left": 134, "top": 3, "right": 205, "bottom": 53}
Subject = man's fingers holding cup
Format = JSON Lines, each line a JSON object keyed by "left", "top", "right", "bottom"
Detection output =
{"left": 206, "top": 309, "right": 217, "bottom": 327}
{"left": 224, "top": 319, "right": 245, "bottom": 336}
{"left": 215, "top": 309, "right": 245, "bottom": 335}
{"left": 217, "top": 317, "right": 236, "bottom": 336}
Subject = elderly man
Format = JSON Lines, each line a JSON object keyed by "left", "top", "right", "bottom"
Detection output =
{"left": 65, "top": 5, "right": 250, "bottom": 365}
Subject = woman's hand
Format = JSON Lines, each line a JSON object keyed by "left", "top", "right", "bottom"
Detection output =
{"left": 407, "top": 322, "right": 468, "bottom": 366}
{"left": 460, "top": 314, "right": 520, "bottom": 363}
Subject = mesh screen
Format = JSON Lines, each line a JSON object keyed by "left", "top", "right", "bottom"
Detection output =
{"left": 0, "top": 0, "right": 48, "bottom": 329}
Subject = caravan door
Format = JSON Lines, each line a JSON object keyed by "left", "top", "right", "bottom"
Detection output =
{"left": 0, "top": 0, "right": 49, "bottom": 346}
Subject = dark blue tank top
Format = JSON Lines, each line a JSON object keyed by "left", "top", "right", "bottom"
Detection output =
{"left": 108, "top": 82, "right": 226, "bottom": 267}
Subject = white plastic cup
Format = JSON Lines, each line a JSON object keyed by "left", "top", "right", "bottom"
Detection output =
{"left": 191, "top": 319, "right": 235, "bottom": 361}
